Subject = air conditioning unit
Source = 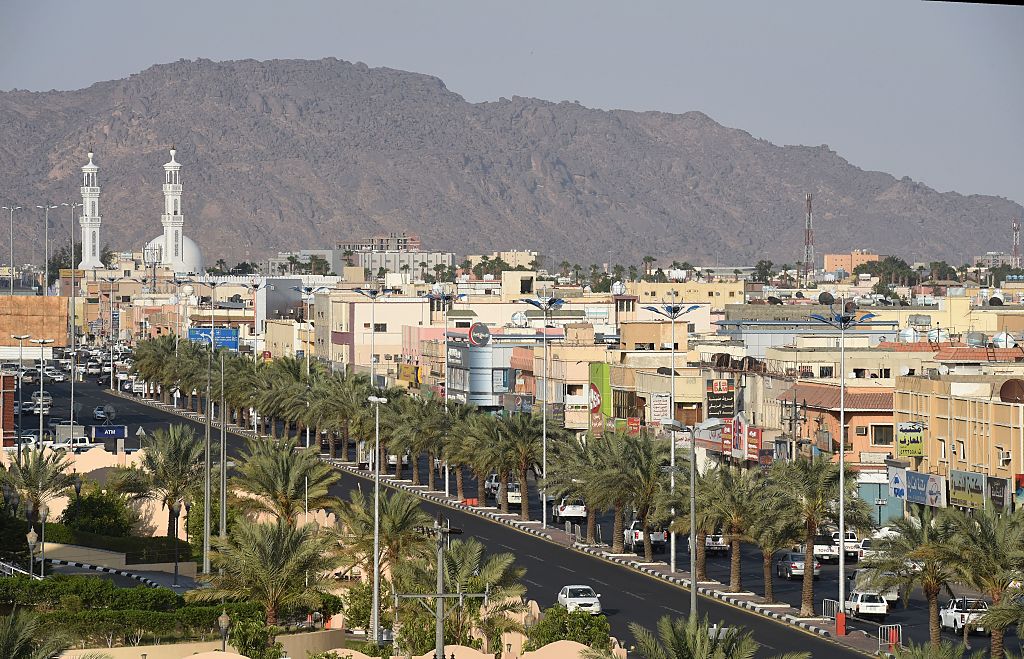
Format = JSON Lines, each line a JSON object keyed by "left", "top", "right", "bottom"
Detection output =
{"left": 1000, "top": 451, "right": 1012, "bottom": 465}
{"left": 661, "top": 343, "right": 674, "bottom": 350}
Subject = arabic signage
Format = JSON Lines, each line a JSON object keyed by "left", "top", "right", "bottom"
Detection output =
{"left": 651, "top": 393, "right": 672, "bottom": 425}
{"left": 188, "top": 327, "right": 240, "bottom": 351}
{"left": 627, "top": 417, "right": 641, "bottom": 436}
{"left": 705, "top": 379, "right": 735, "bottom": 419}
{"left": 745, "top": 427, "right": 762, "bottom": 462}
{"left": 949, "top": 469, "right": 985, "bottom": 510}
{"left": 468, "top": 322, "right": 491, "bottom": 347}
{"left": 695, "top": 425, "right": 723, "bottom": 452}
{"left": 721, "top": 418, "right": 734, "bottom": 455}
{"left": 590, "top": 412, "right": 604, "bottom": 438}
{"left": 896, "top": 421, "right": 925, "bottom": 458}
{"left": 758, "top": 448, "right": 774, "bottom": 468}
{"left": 906, "top": 470, "right": 947, "bottom": 508}
{"left": 502, "top": 393, "right": 533, "bottom": 414}
{"left": 888, "top": 465, "right": 907, "bottom": 500}
{"left": 988, "top": 477, "right": 1010, "bottom": 512}
{"left": 447, "top": 347, "right": 465, "bottom": 366}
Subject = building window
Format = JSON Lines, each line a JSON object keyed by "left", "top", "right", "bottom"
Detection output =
{"left": 373, "top": 323, "right": 386, "bottom": 333}
{"left": 708, "top": 292, "right": 714, "bottom": 297}
{"left": 956, "top": 440, "right": 966, "bottom": 461}
{"left": 819, "top": 366, "right": 834, "bottom": 378}
{"left": 174, "top": 230, "right": 180, "bottom": 257}
{"left": 91, "top": 232, "right": 97, "bottom": 256}
{"left": 939, "top": 439, "right": 946, "bottom": 460}
{"left": 856, "top": 426, "right": 868, "bottom": 436}
{"left": 871, "top": 424, "right": 894, "bottom": 446}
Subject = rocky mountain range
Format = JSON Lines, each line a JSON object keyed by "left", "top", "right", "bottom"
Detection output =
{"left": 0, "top": 57, "right": 1019, "bottom": 268}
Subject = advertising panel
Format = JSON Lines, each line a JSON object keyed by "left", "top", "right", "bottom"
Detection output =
{"left": 695, "top": 424, "right": 723, "bottom": 452}
{"left": 949, "top": 469, "right": 985, "bottom": 510}
{"left": 91, "top": 425, "right": 127, "bottom": 440}
{"left": 549, "top": 403, "right": 565, "bottom": 426}
{"left": 590, "top": 411, "right": 604, "bottom": 438}
{"left": 491, "top": 369, "right": 509, "bottom": 393}
{"left": 758, "top": 448, "right": 774, "bottom": 468}
{"left": 705, "top": 379, "right": 736, "bottom": 418}
{"left": 627, "top": 417, "right": 641, "bottom": 436}
{"left": 399, "top": 364, "right": 419, "bottom": 384}
{"left": 888, "top": 465, "right": 907, "bottom": 500}
{"left": 502, "top": 393, "right": 533, "bottom": 414}
{"left": 1016, "top": 475, "right": 1024, "bottom": 507}
{"left": 988, "top": 477, "right": 1010, "bottom": 512}
{"left": 896, "top": 421, "right": 925, "bottom": 458}
{"left": 720, "top": 418, "right": 734, "bottom": 455}
{"left": 651, "top": 393, "right": 672, "bottom": 425}
{"left": 906, "top": 470, "right": 947, "bottom": 507}
{"left": 745, "top": 427, "right": 762, "bottom": 462}
{"left": 589, "top": 363, "right": 612, "bottom": 417}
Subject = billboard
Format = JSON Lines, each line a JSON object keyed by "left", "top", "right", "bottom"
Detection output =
{"left": 627, "top": 417, "right": 641, "bottom": 436}
{"left": 651, "top": 393, "right": 672, "bottom": 425}
{"left": 589, "top": 362, "right": 612, "bottom": 418}
{"left": 745, "top": 427, "right": 762, "bottom": 462}
{"left": 949, "top": 469, "right": 985, "bottom": 510}
{"left": 705, "top": 378, "right": 735, "bottom": 418}
{"left": 1016, "top": 474, "right": 1024, "bottom": 507}
{"left": 906, "top": 470, "right": 947, "bottom": 508}
{"left": 502, "top": 393, "right": 533, "bottom": 414}
{"left": 896, "top": 421, "right": 925, "bottom": 458}
{"left": 188, "top": 327, "right": 240, "bottom": 351}
{"left": 888, "top": 465, "right": 907, "bottom": 500}
{"left": 988, "top": 477, "right": 1010, "bottom": 512}
{"left": 721, "top": 418, "right": 734, "bottom": 455}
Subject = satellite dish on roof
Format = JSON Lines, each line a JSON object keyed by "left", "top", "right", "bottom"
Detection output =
{"left": 611, "top": 281, "right": 626, "bottom": 296}
{"left": 898, "top": 366, "right": 911, "bottom": 376}
{"left": 818, "top": 291, "right": 835, "bottom": 305}
{"left": 511, "top": 311, "right": 528, "bottom": 328}
{"left": 1000, "top": 379, "right": 1024, "bottom": 404}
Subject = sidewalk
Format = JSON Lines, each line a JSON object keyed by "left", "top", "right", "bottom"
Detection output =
{"left": 111, "top": 390, "right": 884, "bottom": 656}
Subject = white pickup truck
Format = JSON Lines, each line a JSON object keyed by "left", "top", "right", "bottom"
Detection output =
{"left": 46, "top": 436, "right": 104, "bottom": 453}
{"left": 939, "top": 598, "right": 989, "bottom": 636}
{"left": 552, "top": 498, "right": 587, "bottom": 523}
{"left": 624, "top": 520, "right": 666, "bottom": 553}
{"left": 832, "top": 530, "right": 861, "bottom": 562}
{"left": 705, "top": 533, "right": 730, "bottom": 556}
{"left": 802, "top": 535, "right": 840, "bottom": 564}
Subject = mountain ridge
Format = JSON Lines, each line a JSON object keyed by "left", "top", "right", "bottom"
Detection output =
{"left": 0, "top": 57, "right": 1018, "bottom": 267}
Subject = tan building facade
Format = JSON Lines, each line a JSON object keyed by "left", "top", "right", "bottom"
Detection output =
{"left": 823, "top": 249, "right": 881, "bottom": 273}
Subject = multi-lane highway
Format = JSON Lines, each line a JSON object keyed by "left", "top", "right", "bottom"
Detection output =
{"left": 37, "top": 380, "right": 882, "bottom": 656}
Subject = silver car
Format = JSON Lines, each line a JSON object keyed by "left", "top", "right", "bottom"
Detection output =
{"left": 775, "top": 552, "right": 822, "bottom": 580}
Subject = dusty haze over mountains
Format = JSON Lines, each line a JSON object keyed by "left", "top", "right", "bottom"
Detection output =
{"left": 0, "top": 58, "right": 1019, "bottom": 267}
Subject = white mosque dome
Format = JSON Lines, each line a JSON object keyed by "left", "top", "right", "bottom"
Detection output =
{"left": 144, "top": 235, "right": 204, "bottom": 274}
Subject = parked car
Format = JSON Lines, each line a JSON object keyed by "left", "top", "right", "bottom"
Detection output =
{"left": 624, "top": 520, "right": 666, "bottom": 553}
{"left": 552, "top": 498, "right": 587, "bottom": 523}
{"left": 848, "top": 569, "right": 899, "bottom": 605}
{"left": 857, "top": 538, "right": 880, "bottom": 561}
{"left": 484, "top": 473, "right": 501, "bottom": 498}
{"left": 503, "top": 481, "right": 522, "bottom": 506}
{"left": 705, "top": 533, "right": 730, "bottom": 556}
{"left": 775, "top": 551, "right": 821, "bottom": 580}
{"left": 42, "top": 367, "right": 65, "bottom": 382}
{"left": 85, "top": 362, "right": 101, "bottom": 375}
{"left": 847, "top": 591, "right": 888, "bottom": 621}
{"left": 557, "top": 585, "right": 602, "bottom": 615}
{"left": 939, "top": 598, "right": 989, "bottom": 636}
{"left": 93, "top": 406, "right": 107, "bottom": 421}
{"left": 47, "top": 436, "right": 104, "bottom": 454}
{"left": 31, "top": 391, "right": 53, "bottom": 405}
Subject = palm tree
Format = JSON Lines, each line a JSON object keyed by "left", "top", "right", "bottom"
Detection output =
{"left": 0, "top": 608, "right": 86, "bottom": 659}
{"left": 705, "top": 466, "right": 761, "bottom": 592}
{"left": 775, "top": 456, "right": 871, "bottom": 617}
{"left": 187, "top": 518, "right": 338, "bottom": 626}
{"left": 390, "top": 397, "right": 445, "bottom": 488}
{"left": 451, "top": 412, "right": 500, "bottom": 506}
{"left": 230, "top": 437, "right": 341, "bottom": 521}
{"left": 668, "top": 467, "right": 719, "bottom": 583}
{"left": 2, "top": 449, "right": 75, "bottom": 524}
{"left": 938, "top": 507, "right": 1024, "bottom": 658}
{"left": 336, "top": 488, "right": 432, "bottom": 579}
{"left": 860, "top": 503, "right": 956, "bottom": 651}
{"left": 588, "top": 431, "right": 635, "bottom": 554}
{"left": 622, "top": 432, "right": 670, "bottom": 562}
{"left": 442, "top": 401, "right": 475, "bottom": 500}
{"left": 545, "top": 433, "right": 603, "bottom": 543}
{"left": 127, "top": 424, "right": 204, "bottom": 536}
{"left": 498, "top": 412, "right": 544, "bottom": 521}
{"left": 746, "top": 490, "right": 802, "bottom": 604}
{"left": 892, "top": 640, "right": 988, "bottom": 659}
{"left": 614, "top": 614, "right": 810, "bottom": 659}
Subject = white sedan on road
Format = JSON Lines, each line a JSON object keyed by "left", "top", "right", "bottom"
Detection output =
{"left": 557, "top": 585, "right": 602, "bottom": 615}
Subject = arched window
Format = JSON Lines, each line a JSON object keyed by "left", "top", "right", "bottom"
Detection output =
{"left": 90, "top": 201, "right": 97, "bottom": 216}
{"left": 91, "top": 232, "right": 97, "bottom": 257}
{"left": 174, "top": 199, "right": 179, "bottom": 215}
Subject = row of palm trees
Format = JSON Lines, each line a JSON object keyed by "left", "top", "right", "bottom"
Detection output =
{"left": 130, "top": 338, "right": 1024, "bottom": 656}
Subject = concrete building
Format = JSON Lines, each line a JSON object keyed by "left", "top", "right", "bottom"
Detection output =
{"left": 339, "top": 232, "right": 421, "bottom": 252}
{"left": 265, "top": 319, "right": 314, "bottom": 359}
{"left": 625, "top": 280, "right": 744, "bottom": 313}
{"left": 466, "top": 250, "right": 542, "bottom": 270}
{"left": 823, "top": 250, "right": 881, "bottom": 274}
{"left": 359, "top": 250, "right": 454, "bottom": 278}
{"left": 975, "top": 251, "right": 1014, "bottom": 269}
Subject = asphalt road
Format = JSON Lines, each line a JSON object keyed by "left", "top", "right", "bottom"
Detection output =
{"left": 35, "top": 380, "right": 873, "bottom": 657}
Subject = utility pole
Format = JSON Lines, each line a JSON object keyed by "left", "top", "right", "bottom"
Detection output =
{"left": 394, "top": 515, "right": 487, "bottom": 659}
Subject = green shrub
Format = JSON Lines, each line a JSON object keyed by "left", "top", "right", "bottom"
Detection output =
{"left": 60, "top": 489, "right": 137, "bottom": 537}
{"left": 229, "top": 618, "right": 284, "bottom": 659}
{"left": 524, "top": 605, "right": 611, "bottom": 651}
{"left": 0, "top": 575, "right": 181, "bottom": 611}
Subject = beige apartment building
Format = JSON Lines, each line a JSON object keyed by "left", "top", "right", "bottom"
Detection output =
{"left": 894, "top": 374, "right": 1024, "bottom": 482}
{"left": 466, "top": 250, "right": 541, "bottom": 270}
{"left": 823, "top": 249, "right": 881, "bottom": 273}
{"left": 625, "top": 280, "right": 744, "bottom": 313}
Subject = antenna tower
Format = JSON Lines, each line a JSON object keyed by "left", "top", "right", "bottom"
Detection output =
{"left": 1013, "top": 220, "right": 1021, "bottom": 269}
{"left": 803, "top": 193, "right": 814, "bottom": 286}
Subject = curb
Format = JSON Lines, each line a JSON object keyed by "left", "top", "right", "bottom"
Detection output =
{"left": 117, "top": 392, "right": 844, "bottom": 648}
{"left": 46, "top": 559, "right": 162, "bottom": 588}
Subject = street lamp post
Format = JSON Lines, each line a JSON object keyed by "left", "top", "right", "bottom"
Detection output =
{"left": 12, "top": 334, "right": 30, "bottom": 460}
{"left": 522, "top": 295, "right": 565, "bottom": 529}
{"left": 36, "top": 205, "right": 57, "bottom": 295}
{"left": 39, "top": 503, "right": 48, "bottom": 577}
{"left": 61, "top": 202, "right": 82, "bottom": 426}
{"left": 422, "top": 285, "right": 465, "bottom": 498}
{"left": 354, "top": 287, "right": 397, "bottom": 388}
{"left": 26, "top": 527, "right": 36, "bottom": 576}
{"left": 3, "top": 206, "right": 22, "bottom": 295}
{"left": 99, "top": 276, "right": 119, "bottom": 392}
{"left": 643, "top": 296, "right": 700, "bottom": 574}
{"left": 219, "top": 351, "right": 227, "bottom": 558}
{"left": 30, "top": 339, "right": 53, "bottom": 449}
{"left": 367, "top": 394, "right": 388, "bottom": 646}
{"left": 810, "top": 292, "right": 877, "bottom": 635}
{"left": 170, "top": 500, "right": 181, "bottom": 587}
{"left": 202, "top": 280, "right": 226, "bottom": 575}
{"left": 218, "top": 610, "right": 231, "bottom": 652}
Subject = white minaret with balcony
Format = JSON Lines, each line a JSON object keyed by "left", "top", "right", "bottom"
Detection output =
{"left": 159, "top": 147, "right": 186, "bottom": 270}
{"left": 78, "top": 151, "right": 104, "bottom": 269}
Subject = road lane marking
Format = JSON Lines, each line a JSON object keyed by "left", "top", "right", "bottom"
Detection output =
{"left": 525, "top": 579, "right": 544, "bottom": 588}
{"left": 592, "top": 578, "right": 610, "bottom": 586}
{"left": 623, "top": 591, "right": 643, "bottom": 599}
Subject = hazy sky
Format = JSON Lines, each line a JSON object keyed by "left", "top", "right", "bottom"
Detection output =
{"left": 2, "top": 0, "right": 1021, "bottom": 205}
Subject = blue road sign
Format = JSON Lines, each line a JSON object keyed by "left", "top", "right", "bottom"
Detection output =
{"left": 187, "top": 327, "right": 240, "bottom": 351}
